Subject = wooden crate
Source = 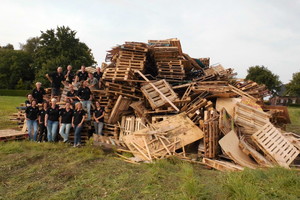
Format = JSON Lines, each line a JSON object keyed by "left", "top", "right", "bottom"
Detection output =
{"left": 141, "top": 79, "right": 178, "bottom": 110}
{"left": 251, "top": 122, "right": 299, "bottom": 168}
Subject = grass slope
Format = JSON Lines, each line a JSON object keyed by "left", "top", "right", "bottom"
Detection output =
{"left": 0, "top": 96, "right": 24, "bottom": 129}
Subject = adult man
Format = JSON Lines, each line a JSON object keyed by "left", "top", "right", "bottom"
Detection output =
{"left": 76, "top": 65, "right": 88, "bottom": 82}
{"left": 32, "top": 82, "right": 46, "bottom": 104}
{"left": 93, "top": 67, "right": 103, "bottom": 89}
{"left": 76, "top": 81, "right": 92, "bottom": 120}
{"left": 87, "top": 72, "right": 98, "bottom": 90}
{"left": 45, "top": 67, "right": 66, "bottom": 101}
{"left": 66, "top": 84, "right": 78, "bottom": 106}
{"left": 64, "top": 65, "right": 74, "bottom": 84}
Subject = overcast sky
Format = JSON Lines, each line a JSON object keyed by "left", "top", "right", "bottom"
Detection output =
{"left": 1, "top": 0, "right": 300, "bottom": 83}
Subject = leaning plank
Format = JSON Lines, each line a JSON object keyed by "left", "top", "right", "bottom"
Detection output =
{"left": 202, "top": 158, "right": 244, "bottom": 172}
{"left": 219, "top": 130, "right": 259, "bottom": 169}
{"left": 251, "top": 123, "right": 299, "bottom": 168}
{"left": 108, "top": 95, "right": 132, "bottom": 124}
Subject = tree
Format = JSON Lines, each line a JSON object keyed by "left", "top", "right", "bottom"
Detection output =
{"left": 0, "top": 49, "right": 34, "bottom": 89}
{"left": 245, "top": 65, "right": 282, "bottom": 95}
{"left": 286, "top": 72, "right": 300, "bottom": 96}
{"left": 32, "top": 26, "right": 96, "bottom": 86}
{"left": 0, "top": 43, "right": 14, "bottom": 50}
{"left": 20, "top": 37, "right": 40, "bottom": 54}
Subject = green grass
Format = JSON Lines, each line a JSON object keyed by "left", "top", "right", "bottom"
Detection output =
{"left": 0, "top": 96, "right": 300, "bottom": 199}
{"left": 0, "top": 96, "right": 24, "bottom": 129}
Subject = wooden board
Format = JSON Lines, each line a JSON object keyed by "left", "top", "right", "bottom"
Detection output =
{"left": 216, "top": 98, "right": 241, "bottom": 117}
{"left": 108, "top": 95, "right": 132, "bottom": 124}
{"left": 219, "top": 130, "right": 259, "bottom": 169}
{"left": 0, "top": 129, "right": 28, "bottom": 142}
{"left": 251, "top": 122, "right": 299, "bottom": 168}
{"left": 202, "top": 158, "right": 244, "bottom": 172}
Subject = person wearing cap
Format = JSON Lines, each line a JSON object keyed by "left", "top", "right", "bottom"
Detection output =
{"left": 64, "top": 65, "right": 74, "bottom": 84}
{"left": 76, "top": 81, "right": 92, "bottom": 120}
{"left": 45, "top": 67, "right": 66, "bottom": 101}
{"left": 32, "top": 82, "right": 46, "bottom": 104}
{"left": 38, "top": 102, "right": 48, "bottom": 142}
{"left": 72, "top": 102, "right": 86, "bottom": 147}
{"left": 45, "top": 98, "right": 60, "bottom": 142}
{"left": 59, "top": 102, "right": 73, "bottom": 143}
{"left": 25, "top": 99, "right": 39, "bottom": 141}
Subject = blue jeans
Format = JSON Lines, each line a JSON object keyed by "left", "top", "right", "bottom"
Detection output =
{"left": 47, "top": 120, "right": 59, "bottom": 142}
{"left": 59, "top": 123, "right": 71, "bottom": 142}
{"left": 26, "top": 120, "right": 38, "bottom": 141}
{"left": 74, "top": 125, "right": 83, "bottom": 145}
{"left": 94, "top": 121, "right": 104, "bottom": 135}
{"left": 81, "top": 100, "right": 91, "bottom": 120}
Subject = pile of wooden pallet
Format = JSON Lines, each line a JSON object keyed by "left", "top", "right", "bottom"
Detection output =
{"left": 10, "top": 38, "right": 299, "bottom": 171}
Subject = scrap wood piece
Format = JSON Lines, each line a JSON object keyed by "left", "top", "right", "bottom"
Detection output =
{"left": 239, "top": 136, "right": 273, "bottom": 167}
{"left": 219, "top": 108, "right": 234, "bottom": 135}
{"left": 0, "top": 129, "right": 28, "bottom": 142}
{"left": 108, "top": 95, "right": 132, "bottom": 124}
{"left": 228, "top": 84, "right": 257, "bottom": 102}
{"left": 216, "top": 98, "right": 241, "bottom": 117}
{"left": 219, "top": 130, "right": 259, "bottom": 169}
{"left": 136, "top": 70, "right": 179, "bottom": 112}
{"left": 203, "top": 110, "right": 220, "bottom": 158}
{"left": 202, "top": 158, "right": 244, "bottom": 172}
{"left": 283, "top": 132, "right": 300, "bottom": 150}
{"left": 251, "top": 123, "right": 299, "bottom": 168}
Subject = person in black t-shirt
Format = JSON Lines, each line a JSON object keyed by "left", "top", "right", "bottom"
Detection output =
{"left": 25, "top": 100, "right": 39, "bottom": 141}
{"left": 64, "top": 65, "right": 74, "bottom": 84}
{"left": 38, "top": 102, "right": 48, "bottom": 142}
{"left": 66, "top": 84, "right": 78, "bottom": 106}
{"left": 59, "top": 102, "right": 73, "bottom": 143}
{"left": 76, "top": 65, "right": 88, "bottom": 82}
{"left": 32, "top": 82, "right": 46, "bottom": 104}
{"left": 72, "top": 102, "right": 86, "bottom": 147}
{"left": 93, "top": 67, "right": 103, "bottom": 89}
{"left": 76, "top": 81, "right": 92, "bottom": 120}
{"left": 25, "top": 94, "right": 33, "bottom": 107}
{"left": 45, "top": 98, "right": 60, "bottom": 142}
{"left": 45, "top": 67, "right": 66, "bottom": 101}
{"left": 93, "top": 101, "right": 104, "bottom": 135}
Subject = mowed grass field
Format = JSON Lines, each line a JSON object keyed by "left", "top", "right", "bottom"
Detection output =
{"left": 0, "top": 96, "right": 300, "bottom": 200}
{"left": 0, "top": 96, "right": 24, "bottom": 129}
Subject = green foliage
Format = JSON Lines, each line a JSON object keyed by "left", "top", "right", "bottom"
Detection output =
{"left": 245, "top": 65, "right": 282, "bottom": 95}
{"left": 286, "top": 72, "right": 300, "bottom": 96}
{"left": 0, "top": 43, "right": 14, "bottom": 50}
{"left": 0, "top": 49, "right": 34, "bottom": 89}
{"left": 20, "top": 37, "right": 40, "bottom": 54}
{"left": 0, "top": 89, "right": 30, "bottom": 96}
{"left": 32, "top": 26, "right": 96, "bottom": 87}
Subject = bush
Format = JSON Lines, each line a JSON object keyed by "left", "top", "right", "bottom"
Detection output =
{"left": 0, "top": 89, "right": 31, "bottom": 96}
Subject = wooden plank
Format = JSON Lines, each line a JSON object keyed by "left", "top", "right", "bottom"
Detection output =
{"left": 202, "top": 158, "right": 244, "bottom": 171}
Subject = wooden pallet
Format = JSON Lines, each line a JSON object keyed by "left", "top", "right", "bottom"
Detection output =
{"left": 108, "top": 95, "right": 132, "bottom": 124}
{"left": 234, "top": 102, "right": 270, "bottom": 134}
{"left": 141, "top": 79, "right": 178, "bottom": 110}
{"left": 251, "top": 122, "right": 299, "bottom": 168}
{"left": 203, "top": 110, "right": 220, "bottom": 158}
{"left": 0, "top": 129, "right": 28, "bottom": 142}
{"left": 102, "top": 68, "right": 134, "bottom": 81}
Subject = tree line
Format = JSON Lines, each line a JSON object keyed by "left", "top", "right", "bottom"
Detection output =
{"left": 1, "top": 26, "right": 299, "bottom": 97}
{"left": 0, "top": 26, "right": 96, "bottom": 90}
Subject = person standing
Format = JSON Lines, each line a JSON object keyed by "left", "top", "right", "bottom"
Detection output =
{"left": 38, "top": 102, "right": 48, "bottom": 142}
{"left": 76, "top": 65, "right": 88, "bottom": 82}
{"left": 25, "top": 100, "right": 39, "bottom": 141}
{"left": 32, "top": 82, "right": 46, "bottom": 104}
{"left": 59, "top": 102, "right": 73, "bottom": 143}
{"left": 45, "top": 98, "right": 60, "bottom": 142}
{"left": 76, "top": 81, "right": 92, "bottom": 120}
{"left": 25, "top": 94, "right": 33, "bottom": 107}
{"left": 45, "top": 67, "right": 66, "bottom": 101}
{"left": 72, "top": 102, "right": 86, "bottom": 147}
{"left": 93, "top": 101, "right": 104, "bottom": 135}
{"left": 64, "top": 65, "right": 74, "bottom": 84}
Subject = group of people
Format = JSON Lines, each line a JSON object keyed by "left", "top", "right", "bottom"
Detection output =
{"left": 24, "top": 65, "right": 104, "bottom": 147}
